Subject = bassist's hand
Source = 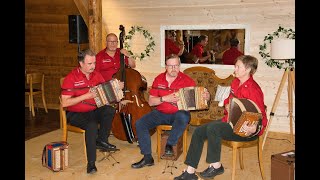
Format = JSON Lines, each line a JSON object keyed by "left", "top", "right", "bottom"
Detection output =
{"left": 119, "top": 81, "right": 125, "bottom": 90}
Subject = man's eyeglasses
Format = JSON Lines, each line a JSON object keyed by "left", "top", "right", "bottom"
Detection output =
{"left": 107, "top": 41, "right": 118, "bottom": 44}
{"left": 166, "top": 65, "right": 180, "bottom": 69}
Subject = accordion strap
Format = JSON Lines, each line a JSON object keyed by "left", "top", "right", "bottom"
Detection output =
{"left": 81, "top": 100, "right": 97, "bottom": 107}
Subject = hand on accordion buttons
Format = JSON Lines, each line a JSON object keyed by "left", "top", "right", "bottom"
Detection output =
{"left": 242, "top": 121, "right": 257, "bottom": 136}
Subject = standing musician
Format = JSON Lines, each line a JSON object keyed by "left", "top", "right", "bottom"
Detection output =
{"left": 131, "top": 54, "right": 210, "bottom": 169}
{"left": 174, "top": 55, "right": 267, "bottom": 180}
{"left": 95, "top": 33, "right": 136, "bottom": 82}
{"left": 61, "top": 49, "right": 121, "bottom": 174}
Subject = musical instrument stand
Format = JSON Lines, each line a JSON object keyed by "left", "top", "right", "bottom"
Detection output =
{"left": 98, "top": 149, "right": 120, "bottom": 166}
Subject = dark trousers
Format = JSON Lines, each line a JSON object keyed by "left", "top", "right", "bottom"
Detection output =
{"left": 135, "top": 110, "right": 190, "bottom": 155}
{"left": 66, "top": 105, "right": 115, "bottom": 163}
{"left": 184, "top": 119, "right": 258, "bottom": 169}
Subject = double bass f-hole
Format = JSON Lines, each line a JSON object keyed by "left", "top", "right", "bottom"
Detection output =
{"left": 132, "top": 94, "right": 144, "bottom": 107}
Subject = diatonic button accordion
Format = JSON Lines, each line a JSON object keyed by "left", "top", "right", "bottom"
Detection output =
{"left": 228, "top": 98, "right": 262, "bottom": 137}
{"left": 90, "top": 79, "right": 124, "bottom": 108}
{"left": 42, "top": 141, "right": 69, "bottom": 172}
{"left": 176, "top": 86, "right": 208, "bottom": 111}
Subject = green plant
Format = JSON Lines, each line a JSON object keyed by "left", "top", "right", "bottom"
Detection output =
{"left": 124, "top": 26, "right": 155, "bottom": 61}
{"left": 259, "top": 26, "right": 295, "bottom": 69}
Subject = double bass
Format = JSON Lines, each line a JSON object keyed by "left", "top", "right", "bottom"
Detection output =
{"left": 111, "top": 25, "right": 154, "bottom": 143}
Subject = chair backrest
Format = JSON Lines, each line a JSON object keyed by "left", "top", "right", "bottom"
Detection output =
{"left": 26, "top": 72, "right": 45, "bottom": 92}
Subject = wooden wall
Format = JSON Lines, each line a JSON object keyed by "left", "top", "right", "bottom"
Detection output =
{"left": 25, "top": 0, "right": 88, "bottom": 109}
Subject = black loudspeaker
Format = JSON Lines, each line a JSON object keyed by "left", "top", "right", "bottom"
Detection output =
{"left": 68, "top": 15, "right": 89, "bottom": 44}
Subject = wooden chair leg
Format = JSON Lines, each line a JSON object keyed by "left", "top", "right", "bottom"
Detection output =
{"left": 28, "top": 95, "right": 32, "bottom": 112}
{"left": 258, "top": 139, "right": 265, "bottom": 180}
{"left": 239, "top": 148, "right": 244, "bottom": 169}
{"left": 83, "top": 133, "right": 87, "bottom": 163}
{"left": 232, "top": 146, "right": 237, "bottom": 180}
{"left": 42, "top": 92, "right": 48, "bottom": 113}
{"left": 157, "top": 128, "right": 161, "bottom": 162}
{"left": 63, "top": 128, "right": 67, "bottom": 142}
{"left": 30, "top": 95, "right": 35, "bottom": 117}
{"left": 183, "top": 128, "right": 187, "bottom": 161}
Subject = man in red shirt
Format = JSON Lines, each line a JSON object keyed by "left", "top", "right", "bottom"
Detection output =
{"left": 131, "top": 54, "right": 210, "bottom": 169}
{"left": 221, "top": 38, "right": 244, "bottom": 65}
{"left": 95, "top": 33, "right": 136, "bottom": 82}
{"left": 174, "top": 55, "right": 267, "bottom": 180}
{"left": 61, "top": 49, "right": 120, "bottom": 174}
{"left": 190, "top": 35, "right": 212, "bottom": 64}
{"left": 165, "top": 30, "right": 184, "bottom": 57}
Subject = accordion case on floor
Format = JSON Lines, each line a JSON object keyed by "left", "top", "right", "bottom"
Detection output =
{"left": 228, "top": 98, "right": 262, "bottom": 137}
{"left": 176, "top": 86, "right": 208, "bottom": 111}
{"left": 90, "top": 79, "right": 124, "bottom": 108}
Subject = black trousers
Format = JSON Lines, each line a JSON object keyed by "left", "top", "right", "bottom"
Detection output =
{"left": 184, "top": 119, "right": 258, "bottom": 169}
{"left": 66, "top": 105, "right": 115, "bottom": 163}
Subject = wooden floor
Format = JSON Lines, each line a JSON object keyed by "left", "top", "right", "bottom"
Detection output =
{"left": 25, "top": 107, "right": 60, "bottom": 141}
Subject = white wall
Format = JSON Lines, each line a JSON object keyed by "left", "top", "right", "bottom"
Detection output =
{"left": 102, "top": 0, "right": 295, "bottom": 133}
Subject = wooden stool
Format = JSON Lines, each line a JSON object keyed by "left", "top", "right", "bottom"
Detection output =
{"left": 156, "top": 125, "right": 188, "bottom": 162}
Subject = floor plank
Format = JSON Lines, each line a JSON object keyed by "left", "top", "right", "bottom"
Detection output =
{"left": 25, "top": 107, "right": 60, "bottom": 141}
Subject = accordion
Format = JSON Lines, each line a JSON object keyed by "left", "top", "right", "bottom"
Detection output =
{"left": 90, "top": 79, "right": 124, "bottom": 108}
{"left": 42, "top": 141, "right": 69, "bottom": 172}
{"left": 176, "top": 86, "right": 208, "bottom": 111}
{"left": 228, "top": 98, "right": 262, "bottom": 137}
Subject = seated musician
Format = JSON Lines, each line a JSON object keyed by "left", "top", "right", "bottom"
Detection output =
{"left": 174, "top": 55, "right": 268, "bottom": 180}
{"left": 165, "top": 30, "right": 185, "bottom": 57}
{"left": 188, "top": 35, "right": 212, "bottom": 64}
{"left": 131, "top": 54, "right": 210, "bottom": 169}
{"left": 95, "top": 33, "right": 136, "bottom": 82}
{"left": 61, "top": 49, "right": 122, "bottom": 174}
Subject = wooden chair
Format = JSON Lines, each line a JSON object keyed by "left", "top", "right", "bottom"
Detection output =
{"left": 25, "top": 72, "right": 48, "bottom": 117}
{"left": 59, "top": 96, "right": 87, "bottom": 163}
{"left": 221, "top": 106, "right": 267, "bottom": 180}
{"left": 156, "top": 125, "right": 188, "bottom": 162}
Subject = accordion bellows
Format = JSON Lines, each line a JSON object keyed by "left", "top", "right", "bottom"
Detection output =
{"left": 90, "top": 79, "right": 124, "bottom": 108}
{"left": 228, "top": 98, "right": 262, "bottom": 137}
{"left": 176, "top": 86, "right": 208, "bottom": 111}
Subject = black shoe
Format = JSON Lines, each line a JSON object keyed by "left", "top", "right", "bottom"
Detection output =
{"left": 199, "top": 165, "right": 224, "bottom": 179}
{"left": 131, "top": 157, "right": 155, "bottom": 169}
{"left": 164, "top": 144, "right": 174, "bottom": 157}
{"left": 96, "top": 140, "right": 117, "bottom": 151}
{"left": 174, "top": 171, "right": 198, "bottom": 180}
{"left": 87, "top": 162, "right": 97, "bottom": 174}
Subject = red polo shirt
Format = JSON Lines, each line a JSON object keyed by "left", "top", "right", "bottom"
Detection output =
{"left": 222, "top": 47, "right": 244, "bottom": 65}
{"left": 222, "top": 76, "right": 267, "bottom": 136}
{"left": 61, "top": 67, "right": 105, "bottom": 112}
{"left": 149, "top": 72, "right": 196, "bottom": 114}
{"left": 95, "top": 48, "right": 129, "bottom": 81}
{"left": 165, "top": 38, "right": 180, "bottom": 57}
{"left": 191, "top": 43, "right": 204, "bottom": 58}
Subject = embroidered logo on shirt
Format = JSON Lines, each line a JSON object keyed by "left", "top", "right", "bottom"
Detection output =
{"left": 102, "top": 59, "right": 112, "bottom": 63}
{"left": 74, "top": 80, "right": 85, "bottom": 87}
{"left": 157, "top": 84, "right": 167, "bottom": 89}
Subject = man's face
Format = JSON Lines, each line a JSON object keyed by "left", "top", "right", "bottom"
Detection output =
{"left": 201, "top": 37, "right": 209, "bottom": 46}
{"left": 80, "top": 55, "right": 96, "bottom": 75}
{"left": 106, "top": 34, "right": 119, "bottom": 51}
{"left": 165, "top": 57, "right": 180, "bottom": 77}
